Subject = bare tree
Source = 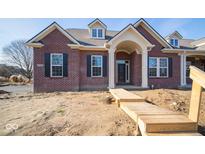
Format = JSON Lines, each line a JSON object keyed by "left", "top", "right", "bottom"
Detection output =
{"left": 3, "top": 40, "right": 33, "bottom": 79}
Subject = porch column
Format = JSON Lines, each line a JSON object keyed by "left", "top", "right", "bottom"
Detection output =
{"left": 108, "top": 47, "right": 115, "bottom": 88}
{"left": 141, "top": 50, "right": 148, "bottom": 88}
{"left": 180, "top": 54, "right": 187, "bottom": 86}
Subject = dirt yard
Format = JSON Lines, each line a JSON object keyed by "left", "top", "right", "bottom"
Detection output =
{"left": 1, "top": 88, "right": 205, "bottom": 136}
{"left": 0, "top": 91, "right": 136, "bottom": 136}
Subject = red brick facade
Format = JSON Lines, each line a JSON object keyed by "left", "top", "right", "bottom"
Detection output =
{"left": 33, "top": 29, "right": 108, "bottom": 92}
{"left": 33, "top": 26, "right": 181, "bottom": 92}
{"left": 79, "top": 51, "right": 108, "bottom": 90}
{"left": 136, "top": 25, "right": 181, "bottom": 88}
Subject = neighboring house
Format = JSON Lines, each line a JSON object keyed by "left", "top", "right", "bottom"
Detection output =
{"left": 27, "top": 18, "right": 205, "bottom": 92}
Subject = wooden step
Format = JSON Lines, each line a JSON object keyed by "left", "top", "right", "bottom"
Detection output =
{"left": 138, "top": 115, "right": 198, "bottom": 133}
{"left": 142, "top": 132, "right": 202, "bottom": 136}
{"left": 109, "top": 88, "right": 144, "bottom": 103}
{"left": 120, "top": 102, "right": 181, "bottom": 122}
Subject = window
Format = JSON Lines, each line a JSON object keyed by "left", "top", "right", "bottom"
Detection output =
{"left": 98, "top": 29, "right": 103, "bottom": 38}
{"left": 149, "top": 57, "right": 168, "bottom": 77}
{"left": 91, "top": 55, "right": 103, "bottom": 77}
{"left": 92, "top": 29, "right": 97, "bottom": 38}
{"left": 159, "top": 58, "right": 168, "bottom": 77}
{"left": 186, "top": 61, "right": 192, "bottom": 78}
{"left": 170, "top": 38, "right": 179, "bottom": 47}
{"left": 51, "top": 53, "right": 63, "bottom": 77}
{"left": 149, "top": 58, "right": 157, "bottom": 77}
{"left": 91, "top": 28, "right": 104, "bottom": 38}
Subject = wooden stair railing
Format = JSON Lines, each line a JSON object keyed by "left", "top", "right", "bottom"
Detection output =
{"left": 189, "top": 66, "right": 205, "bottom": 123}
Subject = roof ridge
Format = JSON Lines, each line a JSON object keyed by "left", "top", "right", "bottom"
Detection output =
{"left": 66, "top": 28, "right": 119, "bottom": 32}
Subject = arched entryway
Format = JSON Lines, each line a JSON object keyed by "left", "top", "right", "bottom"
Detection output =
{"left": 106, "top": 24, "right": 154, "bottom": 88}
{"left": 115, "top": 40, "right": 142, "bottom": 86}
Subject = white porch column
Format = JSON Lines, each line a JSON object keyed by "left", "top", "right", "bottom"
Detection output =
{"left": 141, "top": 50, "right": 148, "bottom": 88}
{"left": 108, "top": 47, "right": 115, "bottom": 88}
{"left": 180, "top": 54, "right": 187, "bottom": 86}
{"left": 183, "top": 54, "right": 187, "bottom": 86}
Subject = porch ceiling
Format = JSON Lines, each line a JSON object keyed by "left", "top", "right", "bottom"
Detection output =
{"left": 116, "top": 40, "right": 141, "bottom": 53}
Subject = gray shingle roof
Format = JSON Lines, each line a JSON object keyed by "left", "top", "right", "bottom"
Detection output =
{"left": 179, "top": 39, "right": 195, "bottom": 49}
{"left": 66, "top": 29, "right": 118, "bottom": 46}
{"left": 67, "top": 28, "right": 197, "bottom": 50}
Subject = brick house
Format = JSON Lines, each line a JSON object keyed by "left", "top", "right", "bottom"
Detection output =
{"left": 27, "top": 18, "right": 205, "bottom": 92}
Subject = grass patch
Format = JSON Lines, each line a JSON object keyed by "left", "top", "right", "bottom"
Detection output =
{"left": 56, "top": 108, "right": 65, "bottom": 115}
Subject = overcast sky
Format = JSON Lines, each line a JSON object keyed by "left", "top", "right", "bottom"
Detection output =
{"left": 1, "top": 18, "right": 205, "bottom": 64}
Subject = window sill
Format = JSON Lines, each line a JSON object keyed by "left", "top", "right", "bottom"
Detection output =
{"left": 90, "top": 76, "right": 104, "bottom": 78}
{"left": 149, "top": 77, "right": 169, "bottom": 79}
{"left": 91, "top": 37, "right": 105, "bottom": 40}
{"left": 48, "top": 76, "right": 65, "bottom": 79}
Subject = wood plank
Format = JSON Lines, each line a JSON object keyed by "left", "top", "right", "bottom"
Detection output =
{"left": 120, "top": 102, "right": 182, "bottom": 135}
{"left": 109, "top": 88, "right": 144, "bottom": 103}
{"left": 138, "top": 115, "right": 198, "bottom": 133}
{"left": 121, "top": 102, "right": 181, "bottom": 120}
{"left": 188, "top": 81, "right": 203, "bottom": 122}
{"left": 120, "top": 103, "right": 139, "bottom": 123}
{"left": 143, "top": 132, "right": 202, "bottom": 136}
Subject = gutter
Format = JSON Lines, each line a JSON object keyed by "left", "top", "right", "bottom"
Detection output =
{"left": 162, "top": 48, "right": 205, "bottom": 55}
{"left": 27, "top": 43, "right": 44, "bottom": 48}
{"left": 67, "top": 44, "right": 107, "bottom": 51}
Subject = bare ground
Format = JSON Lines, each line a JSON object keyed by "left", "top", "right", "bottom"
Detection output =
{"left": 1, "top": 88, "right": 205, "bottom": 136}
{"left": 0, "top": 91, "right": 136, "bottom": 136}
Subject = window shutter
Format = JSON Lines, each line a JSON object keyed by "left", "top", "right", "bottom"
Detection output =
{"left": 87, "top": 55, "right": 91, "bottom": 77}
{"left": 44, "top": 53, "right": 50, "bottom": 77}
{"left": 63, "top": 53, "right": 68, "bottom": 77}
{"left": 103, "top": 56, "right": 107, "bottom": 77}
{"left": 168, "top": 57, "right": 173, "bottom": 77}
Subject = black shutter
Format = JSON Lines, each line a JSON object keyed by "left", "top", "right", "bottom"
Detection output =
{"left": 87, "top": 55, "right": 91, "bottom": 77}
{"left": 63, "top": 53, "right": 68, "bottom": 77}
{"left": 168, "top": 57, "right": 173, "bottom": 78}
{"left": 44, "top": 53, "right": 50, "bottom": 77}
{"left": 103, "top": 56, "right": 107, "bottom": 77}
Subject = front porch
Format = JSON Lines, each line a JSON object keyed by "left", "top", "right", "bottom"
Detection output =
{"left": 109, "top": 40, "right": 150, "bottom": 89}
{"left": 106, "top": 25, "right": 154, "bottom": 89}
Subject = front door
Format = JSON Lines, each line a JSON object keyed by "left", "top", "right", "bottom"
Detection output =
{"left": 118, "top": 64, "right": 126, "bottom": 83}
{"left": 117, "top": 60, "right": 130, "bottom": 84}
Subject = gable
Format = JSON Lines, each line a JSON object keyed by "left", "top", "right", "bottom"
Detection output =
{"left": 27, "top": 22, "right": 79, "bottom": 45}
{"left": 136, "top": 25, "right": 164, "bottom": 49}
{"left": 88, "top": 18, "right": 107, "bottom": 29}
{"left": 90, "top": 22, "right": 104, "bottom": 28}
{"left": 134, "top": 19, "right": 172, "bottom": 48}
{"left": 166, "top": 31, "right": 183, "bottom": 40}
{"left": 41, "top": 28, "right": 75, "bottom": 45}
{"left": 107, "top": 24, "right": 153, "bottom": 51}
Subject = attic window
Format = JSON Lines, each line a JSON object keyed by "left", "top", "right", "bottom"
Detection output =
{"left": 92, "top": 28, "right": 103, "bottom": 39}
{"left": 170, "top": 38, "right": 179, "bottom": 47}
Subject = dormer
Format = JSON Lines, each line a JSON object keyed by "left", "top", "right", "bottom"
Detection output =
{"left": 88, "top": 18, "right": 107, "bottom": 39}
{"left": 165, "top": 31, "right": 183, "bottom": 48}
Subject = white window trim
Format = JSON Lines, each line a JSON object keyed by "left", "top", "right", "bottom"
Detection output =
{"left": 149, "top": 57, "right": 169, "bottom": 78}
{"left": 170, "top": 38, "right": 179, "bottom": 47}
{"left": 50, "top": 53, "right": 63, "bottom": 77}
{"left": 91, "top": 55, "right": 103, "bottom": 77}
{"left": 91, "top": 28, "right": 104, "bottom": 39}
